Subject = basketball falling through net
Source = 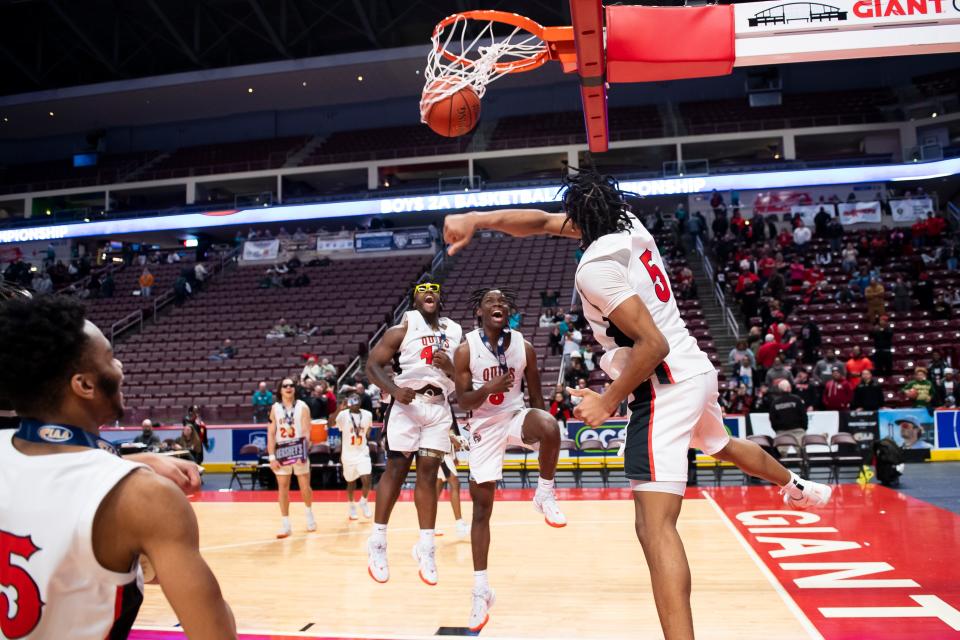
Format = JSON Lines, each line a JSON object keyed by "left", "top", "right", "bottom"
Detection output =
{"left": 419, "top": 12, "right": 572, "bottom": 138}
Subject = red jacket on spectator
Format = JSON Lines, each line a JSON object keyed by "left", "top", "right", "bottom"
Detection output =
{"left": 926, "top": 215, "right": 946, "bottom": 238}
{"left": 736, "top": 271, "right": 759, "bottom": 294}
{"left": 803, "top": 267, "right": 823, "bottom": 285}
{"left": 912, "top": 219, "right": 928, "bottom": 239}
{"left": 757, "top": 339, "right": 790, "bottom": 369}
{"left": 822, "top": 379, "right": 853, "bottom": 410}
{"left": 777, "top": 230, "right": 794, "bottom": 249}
{"left": 759, "top": 256, "right": 776, "bottom": 279}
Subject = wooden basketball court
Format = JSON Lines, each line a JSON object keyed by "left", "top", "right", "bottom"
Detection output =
{"left": 126, "top": 482, "right": 960, "bottom": 640}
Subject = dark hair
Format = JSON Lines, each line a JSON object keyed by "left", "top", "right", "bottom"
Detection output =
{"left": 0, "top": 296, "right": 90, "bottom": 416}
{"left": 560, "top": 168, "right": 635, "bottom": 248}
{"left": 469, "top": 287, "right": 518, "bottom": 317}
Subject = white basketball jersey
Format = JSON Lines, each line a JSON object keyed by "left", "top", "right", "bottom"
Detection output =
{"left": 575, "top": 215, "right": 714, "bottom": 385}
{"left": 272, "top": 400, "right": 309, "bottom": 443}
{"left": 465, "top": 328, "right": 527, "bottom": 421}
{"left": 394, "top": 310, "right": 463, "bottom": 397}
{"left": 0, "top": 430, "right": 145, "bottom": 639}
{"left": 338, "top": 408, "right": 373, "bottom": 460}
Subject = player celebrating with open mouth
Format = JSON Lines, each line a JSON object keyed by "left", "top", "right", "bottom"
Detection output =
{"left": 443, "top": 169, "right": 831, "bottom": 640}
{"left": 453, "top": 287, "right": 566, "bottom": 632}
{"left": 365, "top": 281, "right": 463, "bottom": 585}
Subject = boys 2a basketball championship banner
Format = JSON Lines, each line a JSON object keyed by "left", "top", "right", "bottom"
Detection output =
{"left": 891, "top": 197, "right": 935, "bottom": 222}
{"left": 242, "top": 238, "right": 280, "bottom": 261}
{"left": 839, "top": 201, "right": 882, "bottom": 225}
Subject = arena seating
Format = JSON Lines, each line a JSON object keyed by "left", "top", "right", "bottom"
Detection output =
{"left": 115, "top": 254, "right": 430, "bottom": 425}
{"left": 137, "top": 136, "right": 310, "bottom": 180}
{"left": 0, "top": 151, "right": 157, "bottom": 195}
{"left": 487, "top": 104, "right": 664, "bottom": 150}
{"left": 301, "top": 125, "right": 471, "bottom": 165}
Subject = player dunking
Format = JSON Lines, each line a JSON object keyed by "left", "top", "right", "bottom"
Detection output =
{"left": 0, "top": 295, "right": 235, "bottom": 639}
{"left": 337, "top": 394, "right": 374, "bottom": 520}
{"left": 444, "top": 170, "right": 831, "bottom": 640}
{"left": 365, "top": 282, "right": 463, "bottom": 585}
{"left": 454, "top": 287, "right": 566, "bottom": 632}
{"left": 268, "top": 377, "right": 317, "bottom": 538}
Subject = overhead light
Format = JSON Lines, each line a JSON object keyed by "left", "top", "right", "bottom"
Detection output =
{"left": 2, "top": 117, "right": 7, "bottom": 123}
{"left": 415, "top": 69, "right": 420, "bottom": 75}
{"left": 357, "top": 75, "right": 363, "bottom": 82}
{"left": 83, "top": 217, "right": 90, "bottom": 222}
{"left": 247, "top": 87, "right": 254, "bottom": 94}
{"left": 48, "top": 111, "right": 55, "bottom": 117}
{"left": 774, "top": 153, "right": 781, "bottom": 159}
{"left": 45, "top": 209, "right": 51, "bottom": 215}
{"left": 931, "top": 112, "right": 938, "bottom": 118}
{"left": 301, "top": 81, "right": 308, "bottom": 87}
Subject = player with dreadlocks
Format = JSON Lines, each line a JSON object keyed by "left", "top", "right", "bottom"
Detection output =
{"left": 444, "top": 169, "right": 831, "bottom": 640}
{"left": 453, "top": 286, "right": 565, "bottom": 632}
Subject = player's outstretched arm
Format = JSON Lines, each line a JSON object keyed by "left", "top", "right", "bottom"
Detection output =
{"left": 102, "top": 471, "right": 237, "bottom": 639}
{"left": 444, "top": 209, "right": 580, "bottom": 256}
{"left": 127, "top": 453, "right": 202, "bottom": 494}
{"left": 523, "top": 340, "right": 546, "bottom": 411}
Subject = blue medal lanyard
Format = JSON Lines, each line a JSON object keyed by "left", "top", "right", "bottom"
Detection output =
{"left": 16, "top": 418, "right": 119, "bottom": 456}
{"left": 480, "top": 330, "right": 509, "bottom": 374}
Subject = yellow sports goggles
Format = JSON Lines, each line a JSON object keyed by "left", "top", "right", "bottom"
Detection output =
{"left": 414, "top": 283, "right": 441, "bottom": 293}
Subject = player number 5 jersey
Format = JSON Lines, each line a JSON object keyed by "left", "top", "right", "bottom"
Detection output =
{"left": 574, "top": 215, "right": 714, "bottom": 385}
{"left": 394, "top": 310, "right": 463, "bottom": 397}
{"left": 465, "top": 328, "right": 527, "bottom": 421}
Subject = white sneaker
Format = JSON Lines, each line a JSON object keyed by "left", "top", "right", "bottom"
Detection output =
{"left": 349, "top": 503, "right": 359, "bottom": 521}
{"left": 469, "top": 588, "right": 496, "bottom": 632}
{"left": 781, "top": 477, "right": 833, "bottom": 509}
{"left": 305, "top": 511, "right": 317, "bottom": 532}
{"left": 276, "top": 522, "right": 292, "bottom": 539}
{"left": 367, "top": 537, "right": 389, "bottom": 583}
{"left": 533, "top": 489, "right": 567, "bottom": 528}
{"left": 456, "top": 519, "right": 470, "bottom": 539}
{"left": 360, "top": 499, "right": 372, "bottom": 519}
{"left": 412, "top": 543, "right": 438, "bottom": 586}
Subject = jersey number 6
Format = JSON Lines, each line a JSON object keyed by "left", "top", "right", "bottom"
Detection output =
{"left": 0, "top": 531, "right": 43, "bottom": 638}
{"left": 488, "top": 393, "right": 504, "bottom": 405}
{"left": 639, "top": 249, "right": 672, "bottom": 303}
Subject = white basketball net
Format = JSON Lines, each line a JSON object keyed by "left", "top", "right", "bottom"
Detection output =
{"left": 420, "top": 15, "right": 548, "bottom": 123}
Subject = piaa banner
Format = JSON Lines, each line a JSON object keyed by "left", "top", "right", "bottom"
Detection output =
{"left": 242, "top": 238, "right": 280, "bottom": 261}
{"left": 839, "top": 201, "right": 881, "bottom": 225}
{"left": 890, "top": 198, "right": 934, "bottom": 223}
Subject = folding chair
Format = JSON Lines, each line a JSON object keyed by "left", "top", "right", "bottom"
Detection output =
{"left": 831, "top": 432, "right": 866, "bottom": 483}
{"left": 742, "top": 435, "right": 776, "bottom": 484}
{"left": 773, "top": 433, "right": 806, "bottom": 476}
{"left": 577, "top": 438, "right": 604, "bottom": 488}
{"left": 802, "top": 433, "right": 834, "bottom": 482}
{"left": 229, "top": 443, "right": 262, "bottom": 489}
{"left": 558, "top": 438, "right": 579, "bottom": 488}
{"left": 602, "top": 438, "right": 624, "bottom": 488}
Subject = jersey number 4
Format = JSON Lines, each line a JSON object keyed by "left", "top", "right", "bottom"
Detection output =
{"left": 0, "top": 531, "right": 43, "bottom": 638}
{"left": 639, "top": 249, "right": 672, "bottom": 302}
{"left": 419, "top": 346, "right": 434, "bottom": 365}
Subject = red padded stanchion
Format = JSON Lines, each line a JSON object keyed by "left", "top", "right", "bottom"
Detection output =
{"left": 605, "top": 5, "right": 735, "bottom": 84}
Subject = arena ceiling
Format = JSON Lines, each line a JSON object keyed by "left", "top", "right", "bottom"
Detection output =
{"left": 0, "top": 0, "right": 750, "bottom": 97}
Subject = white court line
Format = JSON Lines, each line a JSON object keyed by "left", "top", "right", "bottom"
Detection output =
{"left": 702, "top": 491, "right": 824, "bottom": 640}
{"left": 131, "top": 623, "right": 619, "bottom": 640}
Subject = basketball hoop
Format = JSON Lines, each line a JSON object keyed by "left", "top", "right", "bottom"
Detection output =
{"left": 419, "top": 11, "right": 574, "bottom": 125}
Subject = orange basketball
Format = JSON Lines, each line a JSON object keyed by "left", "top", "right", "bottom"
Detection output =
{"left": 423, "top": 81, "right": 481, "bottom": 137}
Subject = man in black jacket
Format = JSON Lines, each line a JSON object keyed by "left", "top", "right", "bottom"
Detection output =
{"left": 769, "top": 380, "right": 808, "bottom": 454}
{"left": 871, "top": 317, "right": 894, "bottom": 376}
{"left": 851, "top": 369, "right": 884, "bottom": 411}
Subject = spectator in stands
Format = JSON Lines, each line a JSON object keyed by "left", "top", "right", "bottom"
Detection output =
{"left": 301, "top": 356, "right": 322, "bottom": 384}
{"left": 315, "top": 357, "right": 335, "bottom": 382}
{"left": 840, "top": 243, "right": 858, "bottom": 274}
{"left": 173, "top": 424, "right": 204, "bottom": 464}
{"left": 539, "top": 308, "right": 555, "bottom": 327}
{"left": 845, "top": 345, "right": 874, "bottom": 381}
{"left": 757, "top": 334, "right": 795, "bottom": 371}
{"left": 540, "top": 290, "right": 559, "bottom": 307}
{"left": 851, "top": 370, "right": 883, "bottom": 411}
{"left": 194, "top": 262, "right": 209, "bottom": 291}
{"left": 728, "top": 340, "right": 755, "bottom": 369}
{"left": 184, "top": 405, "right": 208, "bottom": 449}
{"left": 864, "top": 278, "right": 886, "bottom": 322}
{"left": 891, "top": 276, "right": 911, "bottom": 312}
{"left": 753, "top": 384, "right": 773, "bottom": 413}
{"left": 902, "top": 368, "right": 934, "bottom": 408}
{"left": 293, "top": 227, "right": 309, "bottom": 242}
{"left": 721, "top": 382, "right": 753, "bottom": 414}
{"left": 926, "top": 212, "right": 947, "bottom": 243}
{"left": 173, "top": 270, "right": 191, "bottom": 305}
{"left": 561, "top": 325, "right": 582, "bottom": 367}
{"left": 133, "top": 419, "right": 162, "bottom": 451}
{"left": 814, "top": 207, "right": 831, "bottom": 238}
{"left": 305, "top": 383, "right": 329, "bottom": 420}
{"left": 769, "top": 380, "right": 808, "bottom": 452}
{"left": 549, "top": 391, "right": 573, "bottom": 429}
{"left": 33, "top": 271, "right": 53, "bottom": 295}
{"left": 827, "top": 216, "right": 844, "bottom": 252}
{"left": 252, "top": 381, "right": 274, "bottom": 423}
{"left": 814, "top": 247, "right": 832, "bottom": 266}
{"left": 565, "top": 354, "right": 589, "bottom": 387}
{"left": 711, "top": 211, "right": 728, "bottom": 239}
{"left": 548, "top": 325, "right": 563, "bottom": 356}
{"left": 208, "top": 338, "right": 236, "bottom": 362}
{"left": 508, "top": 310, "right": 522, "bottom": 330}
{"left": 735, "top": 261, "right": 761, "bottom": 320}
{"left": 352, "top": 382, "right": 374, "bottom": 413}
{"left": 315, "top": 380, "right": 337, "bottom": 416}
{"left": 798, "top": 320, "right": 822, "bottom": 365}
{"left": 793, "top": 370, "right": 822, "bottom": 410}
{"left": 569, "top": 378, "right": 589, "bottom": 407}
{"left": 765, "top": 355, "right": 794, "bottom": 388}
{"left": 928, "top": 351, "right": 949, "bottom": 385}
{"left": 138, "top": 268, "right": 154, "bottom": 297}
{"left": 936, "top": 368, "right": 956, "bottom": 408}
{"left": 792, "top": 221, "right": 812, "bottom": 254}
{"left": 933, "top": 294, "right": 953, "bottom": 320}
{"left": 822, "top": 368, "right": 853, "bottom": 411}
{"left": 813, "top": 350, "right": 846, "bottom": 383}
{"left": 915, "top": 272, "right": 935, "bottom": 310}
{"left": 99, "top": 272, "right": 115, "bottom": 298}
{"left": 267, "top": 318, "right": 295, "bottom": 339}
{"left": 836, "top": 281, "right": 861, "bottom": 305}
{"left": 777, "top": 227, "right": 794, "bottom": 253}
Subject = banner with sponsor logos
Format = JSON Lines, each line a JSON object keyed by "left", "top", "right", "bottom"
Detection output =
{"left": 890, "top": 197, "right": 935, "bottom": 223}
{"left": 839, "top": 409, "right": 878, "bottom": 460}
{"left": 879, "top": 407, "right": 936, "bottom": 450}
{"left": 354, "top": 227, "right": 434, "bottom": 253}
{"left": 242, "top": 238, "right": 280, "bottom": 261}
{"left": 839, "top": 200, "right": 882, "bottom": 225}
{"left": 934, "top": 409, "right": 960, "bottom": 450}
{"left": 315, "top": 233, "right": 354, "bottom": 253}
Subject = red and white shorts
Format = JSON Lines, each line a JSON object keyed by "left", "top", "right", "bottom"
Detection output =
{"left": 624, "top": 370, "right": 729, "bottom": 485}
{"left": 466, "top": 409, "right": 533, "bottom": 484}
